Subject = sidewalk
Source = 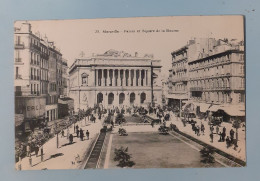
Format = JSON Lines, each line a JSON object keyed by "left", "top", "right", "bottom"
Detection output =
{"left": 161, "top": 113, "right": 246, "bottom": 161}
{"left": 15, "top": 114, "right": 104, "bottom": 170}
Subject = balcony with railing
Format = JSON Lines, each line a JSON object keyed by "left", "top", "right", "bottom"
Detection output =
{"left": 203, "top": 86, "right": 231, "bottom": 91}
{"left": 15, "top": 74, "right": 22, "bottom": 79}
{"left": 190, "top": 87, "right": 203, "bottom": 91}
{"left": 14, "top": 58, "right": 23, "bottom": 65}
{"left": 15, "top": 91, "right": 22, "bottom": 96}
{"left": 15, "top": 58, "right": 22, "bottom": 62}
{"left": 30, "top": 43, "right": 41, "bottom": 51}
{"left": 169, "top": 76, "right": 189, "bottom": 83}
{"left": 41, "top": 52, "right": 49, "bottom": 60}
{"left": 15, "top": 42, "right": 25, "bottom": 49}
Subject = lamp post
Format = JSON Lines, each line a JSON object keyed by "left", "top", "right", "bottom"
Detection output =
{"left": 54, "top": 123, "right": 59, "bottom": 148}
{"left": 232, "top": 119, "right": 241, "bottom": 141}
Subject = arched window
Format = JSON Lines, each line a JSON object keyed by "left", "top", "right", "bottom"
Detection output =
{"left": 140, "top": 92, "right": 146, "bottom": 104}
{"left": 130, "top": 93, "right": 135, "bottom": 104}
{"left": 119, "top": 93, "right": 125, "bottom": 104}
{"left": 81, "top": 73, "right": 88, "bottom": 85}
{"left": 108, "top": 93, "right": 114, "bottom": 105}
{"left": 97, "top": 93, "right": 103, "bottom": 104}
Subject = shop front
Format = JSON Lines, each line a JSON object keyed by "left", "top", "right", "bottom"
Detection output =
{"left": 15, "top": 97, "right": 46, "bottom": 133}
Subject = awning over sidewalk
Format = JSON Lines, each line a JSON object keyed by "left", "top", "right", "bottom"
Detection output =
{"left": 199, "top": 103, "right": 211, "bottom": 112}
{"left": 208, "top": 105, "right": 220, "bottom": 112}
{"left": 218, "top": 105, "right": 245, "bottom": 117}
{"left": 15, "top": 114, "right": 24, "bottom": 127}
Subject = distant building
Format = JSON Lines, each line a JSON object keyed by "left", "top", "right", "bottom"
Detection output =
{"left": 69, "top": 50, "right": 162, "bottom": 110}
{"left": 161, "top": 78, "right": 169, "bottom": 105}
{"left": 14, "top": 22, "right": 68, "bottom": 132}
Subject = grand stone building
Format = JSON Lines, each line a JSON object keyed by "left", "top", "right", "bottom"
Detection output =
{"left": 69, "top": 50, "right": 162, "bottom": 110}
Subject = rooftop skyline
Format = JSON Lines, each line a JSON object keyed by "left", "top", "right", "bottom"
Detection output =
{"left": 14, "top": 16, "right": 244, "bottom": 78}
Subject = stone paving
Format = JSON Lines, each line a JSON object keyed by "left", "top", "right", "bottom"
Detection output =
{"left": 15, "top": 115, "right": 104, "bottom": 170}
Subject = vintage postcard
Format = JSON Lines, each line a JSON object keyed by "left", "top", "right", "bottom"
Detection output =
{"left": 14, "top": 16, "right": 245, "bottom": 170}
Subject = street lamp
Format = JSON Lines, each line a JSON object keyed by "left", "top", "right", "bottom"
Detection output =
{"left": 54, "top": 123, "right": 59, "bottom": 148}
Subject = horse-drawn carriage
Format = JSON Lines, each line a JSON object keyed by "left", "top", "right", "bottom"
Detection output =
{"left": 158, "top": 125, "right": 169, "bottom": 135}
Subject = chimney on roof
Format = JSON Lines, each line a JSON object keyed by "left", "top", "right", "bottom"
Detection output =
{"left": 135, "top": 52, "right": 138, "bottom": 57}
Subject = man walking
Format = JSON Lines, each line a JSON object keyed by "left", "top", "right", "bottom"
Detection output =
{"left": 26, "top": 144, "right": 30, "bottom": 157}
{"left": 76, "top": 128, "right": 80, "bottom": 138}
{"left": 222, "top": 127, "right": 226, "bottom": 142}
{"left": 201, "top": 123, "right": 205, "bottom": 135}
{"left": 230, "top": 129, "right": 235, "bottom": 142}
{"left": 210, "top": 132, "right": 214, "bottom": 143}
{"left": 86, "top": 130, "right": 90, "bottom": 140}
{"left": 80, "top": 128, "right": 84, "bottom": 141}
{"left": 216, "top": 125, "right": 219, "bottom": 134}
{"left": 69, "top": 134, "right": 73, "bottom": 144}
{"left": 210, "top": 125, "right": 214, "bottom": 133}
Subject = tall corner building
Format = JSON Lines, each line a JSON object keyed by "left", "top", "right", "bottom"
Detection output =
{"left": 168, "top": 38, "right": 245, "bottom": 122}
{"left": 69, "top": 50, "right": 162, "bottom": 110}
{"left": 14, "top": 22, "right": 67, "bottom": 132}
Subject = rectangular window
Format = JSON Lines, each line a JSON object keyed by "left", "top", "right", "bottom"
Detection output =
{"left": 16, "top": 36, "right": 21, "bottom": 44}
{"left": 31, "top": 84, "right": 33, "bottom": 94}
{"left": 16, "top": 67, "right": 18, "bottom": 78}
{"left": 31, "top": 52, "right": 33, "bottom": 64}
{"left": 31, "top": 68, "right": 33, "bottom": 80}
{"left": 241, "top": 93, "right": 245, "bottom": 102}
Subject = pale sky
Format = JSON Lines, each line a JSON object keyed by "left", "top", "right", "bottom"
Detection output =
{"left": 15, "top": 16, "right": 244, "bottom": 78}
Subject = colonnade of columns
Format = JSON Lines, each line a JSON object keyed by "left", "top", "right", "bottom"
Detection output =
{"left": 94, "top": 68, "right": 151, "bottom": 87}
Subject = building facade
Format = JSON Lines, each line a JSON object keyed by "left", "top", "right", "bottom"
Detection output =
{"left": 168, "top": 38, "right": 245, "bottom": 122}
{"left": 14, "top": 22, "right": 67, "bottom": 132}
{"left": 168, "top": 45, "right": 190, "bottom": 111}
{"left": 69, "top": 50, "right": 162, "bottom": 110}
{"left": 61, "top": 58, "right": 69, "bottom": 96}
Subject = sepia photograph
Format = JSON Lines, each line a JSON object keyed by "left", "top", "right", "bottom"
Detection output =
{"left": 14, "top": 16, "right": 245, "bottom": 170}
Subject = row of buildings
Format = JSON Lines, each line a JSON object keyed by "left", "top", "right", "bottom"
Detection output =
{"left": 167, "top": 38, "right": 245, "bottom": 122}
{"left": 14, "top": 22, "right": 70, "bottom": 133}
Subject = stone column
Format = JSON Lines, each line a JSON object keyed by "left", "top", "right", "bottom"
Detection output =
{"left": 102, "top": 69, "right": 105, "bottom": 86}
{"left": 114, "top": 91, "right": 119, "bottom": 107}
{"left": 122, "top": 69, "right": 125, "bottom": 86}
{"left": 133, "top": 69, "right": 136, "bottom": 86}
{"left": 109, "top": 69, "right": 112, "bottom": 86}
{"left": 136, "top": 92, "right": 141, "bottom": 106}
{"left": 125, "top": 70, "right": 129, "bottom": 86}
{"left": 103, "top": 92, "right": 107, "bottom": 108}
{"left": 95, "top": 69, "right": 98, "bottom": 86}
{"left": 147, "top": 69, "right": 151, "bottom": 86}
{"left": 112, "top": 69, "right": 115, "bottom": 86}
{"left": 138, "top": 70, "right": 141, "bottom": 86}
{"left": 145, "top": 69, "right": 148, "bottom": 86}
